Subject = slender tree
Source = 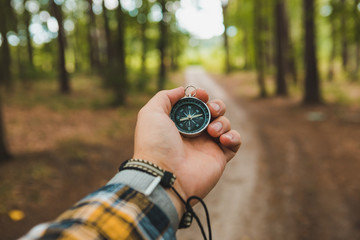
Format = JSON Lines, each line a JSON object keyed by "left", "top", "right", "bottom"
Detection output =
{"left": 157, "top": 0, "right": 168, "bottom": 91}
{"left": 327, "top": 0, "right": 338, "bottom": 81}
{"left": 262, "top": 0, "right": 274, "bottom": 74}
{"left": 169, "top": 29, "right": 183, "bottom": 71}
{"left": 51, "top": 0, "right": 70, "bottom": 93}
{"left": 340, "top": 0, "right": 348, "bottom": 71}
{"left": 353, "top": 0, "right": 360, "bottom": 79}
{"left": 281, "top": 0, "right": 297, "bottom": 84}
{"left": 102, "top": 0, "right": 113, "bottom": 65}
{"left": 137, "top": 0, "right": 150, "bottom": 90}
{"left": 274, "top": 0, "right": 288, "bottom": 96}
{"left": 112, "top": 1, "right": 127, "bottom": 105}
{"left": 0, "top": 0, "right": 12, "bottom": 91}
{"left": 222, "top": 0, "right": 231, "bottom": 74}
{"left": 243, "top": 33, "right": 250, "bottom": 70}
{"left": 140, "top": 19, "right": 148, "bottom": 75}
{"left": 0, "top": 1, "right": 11, "bottom": 160}
{"left": 253, "top": 0, "right": 267, "bottom": 97}
{"left": 0, "top": 95, "right": 11, "bottom": 162}
{"left": 24, "top": 0, "right": 34, "bottom": 68}
{"left": 87, "top": 0, "right": 100, "bottom": 69}
{"left": 0, "top": 0, "right": 14, "bottom": 161}
{"left": 303, "top": 0, "right": 321, "bottom": 104}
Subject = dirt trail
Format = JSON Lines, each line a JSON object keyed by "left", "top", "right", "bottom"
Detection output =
{"left": 177, "top": 66, "right": 265, "bottom": 240}
{"left": 177, "top": 67, "right": 360, "bottom": 240}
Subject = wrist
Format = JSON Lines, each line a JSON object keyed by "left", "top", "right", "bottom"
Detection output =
{"left": 132, "top": 154, "right": 188, "bottom": 198}
{"left": 119, "top": 159, "right": 190, "bottom": 225}
{"left": 107, "top": 169, "right": 180, "bottom": 230}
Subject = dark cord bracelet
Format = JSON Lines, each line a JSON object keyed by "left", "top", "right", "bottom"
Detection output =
{"left": 119, "top": 158, "right": 176, "bottom": 188}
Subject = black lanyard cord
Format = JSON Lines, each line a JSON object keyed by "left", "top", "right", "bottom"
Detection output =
{"left": 171, "top": 187, "right": 212, "bottom": 240}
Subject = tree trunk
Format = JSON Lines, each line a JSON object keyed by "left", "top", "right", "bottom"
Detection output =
{"left": 24, "top": 3, "right": 34, "bottom": 67}
{"left": 281, "top": 0, "right": 297, "bottom": 84}
{"left": 0, "top": 1, "right": 13, "bottom": 158}
{"left": 303, "top": 0, "right": 321, "bottom": 104}
{"left": 243, "top": 33, "right": 250, "bottom": 70}
{"left": 353, "top": 0, "right": 360, "bottom": 80}
{"left": 0, "top": 30, "right": 12, "bottom": 90}
{"left": 157, "top": 0, "right": 168, "bottom": 91}
{"left": 328, "top": 3, "right": 337, "bottom": 82}
{"left": 170, "top": 34, "right": 180, "bottom": 71}
{"left": 262, "top": 0, "right": 274, "bottom": 74}
{"left": 16, "top": 45, "right": 26, "bottom": 87}
{"left": 88, "top": 0, "right": 100, "bottom": 69}
{"left": 222, "top": 3, "right": 231, "bottom": 74}
{"left": 113, "top": 1, "right": 127, "bottom": 105}
{"left": 254, "top": 0, "right": 267, "bottom": 97}
{"left": 340, "top": 0, "right": 348, "bottom": 71}
{"left": 140, "top": 22, "right": 147, "bottom": 74}
{"left": 51, "top": 0, "right": 70, "bottom": 93}
{"left": 0, "top": 95, "right": 11, "bottom": 162}
{"left": 137, "top": 19, "right": 148, "bottom": 90}
{"left": 274, "top": 0, "right": 288, "bottom": 96}
{"left": 72, "top": 33, "right": 80, "bottom": 72}
{"left": 73, "top": 21, "right": 83, "bottom": 71}
{"left": 0, "top": 1, "right": 12, "bottom": 91}
{"left": 102, "top": 0, "right": 113, "bottom": 64}
{"left": 136, "top": 0, "right": 149, "bottom": 90}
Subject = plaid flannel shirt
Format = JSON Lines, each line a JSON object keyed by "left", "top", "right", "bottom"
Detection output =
{"left": 20, "top": 183, "right": 176, "bottom": 240}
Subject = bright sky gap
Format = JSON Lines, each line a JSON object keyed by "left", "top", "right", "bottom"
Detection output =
{"left": 4, "top": 0, "right": 226, "bottom": 47}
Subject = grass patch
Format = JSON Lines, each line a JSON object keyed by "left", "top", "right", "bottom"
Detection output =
{"left": 3, "top": 74, "right": 112, "bottom": 111}
{"left": 212, "top": 70, "right": 360, "bottom": 108}
{"left": 322, "top": 80, "right": 360, "bottom": 106}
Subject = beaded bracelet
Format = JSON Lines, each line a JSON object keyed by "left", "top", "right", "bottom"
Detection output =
{"left": 119, "top": 158, "right": 176, "bottom": 188}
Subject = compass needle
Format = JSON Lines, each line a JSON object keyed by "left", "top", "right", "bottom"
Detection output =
{"left": 192, "top": 114, "right": 203, "bottom": 118}
{"left": 180, "top": 117, "right": 189, "bottom": 121}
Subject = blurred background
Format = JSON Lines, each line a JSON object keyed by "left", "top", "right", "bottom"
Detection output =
{"left": 0, "top": 0, "right": 359, "bottom": 239}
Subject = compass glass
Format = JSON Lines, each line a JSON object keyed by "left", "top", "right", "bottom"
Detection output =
{"left": 170, "top": 97, "right": 211, "bottom": 136}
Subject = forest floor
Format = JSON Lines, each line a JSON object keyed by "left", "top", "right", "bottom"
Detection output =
{"left": 0, "top": 75, "right": 151, "bottom": 239}
{"left": 1, "top": 70, "right": 360, "bottom": 239}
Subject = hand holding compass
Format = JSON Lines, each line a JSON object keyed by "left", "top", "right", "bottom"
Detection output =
{"left": 132, "top": 86, "right": 241, "bottom": 216}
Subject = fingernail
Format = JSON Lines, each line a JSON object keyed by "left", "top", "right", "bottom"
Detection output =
{"left": 224, "top": 132, "right": 233, "bottom": 140}
{"left": 212, "top": 122, "right": 222, "bottom": 132}
{"left": 210, "top": 102, "right": 220, "bottom": 112}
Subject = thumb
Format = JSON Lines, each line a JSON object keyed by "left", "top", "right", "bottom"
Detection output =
{"left": 147, "top": 87, "right": 185, "bottom": 114}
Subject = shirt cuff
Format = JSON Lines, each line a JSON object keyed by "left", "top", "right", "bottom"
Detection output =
{"left": 107, "top": 170, "right": 179, "bottom": 231}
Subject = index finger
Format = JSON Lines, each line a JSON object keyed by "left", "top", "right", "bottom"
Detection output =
{"left": 193, "top": 88, "right": 209, "bottom": 103}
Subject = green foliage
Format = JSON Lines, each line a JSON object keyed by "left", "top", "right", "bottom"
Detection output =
{"left": 323, "top": 80, "right": 356, "bottom": 105}
{"left": 0, "top": 0, "right": 359, "bottom": 104}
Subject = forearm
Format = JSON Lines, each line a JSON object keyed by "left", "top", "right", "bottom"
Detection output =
{"left": 107, "top": 170, "right": 184, "bottom": 230}
{"left": 21, "top": 171, "right": 178, "bottom": 240}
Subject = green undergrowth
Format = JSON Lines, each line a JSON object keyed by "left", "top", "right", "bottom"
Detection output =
{"left": 2, "top": 73, "right": 168, "bottom": 112}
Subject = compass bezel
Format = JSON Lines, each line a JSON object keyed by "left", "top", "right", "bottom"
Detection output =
{"left": 170, "top": 97, "right": 211, "bottom": 137}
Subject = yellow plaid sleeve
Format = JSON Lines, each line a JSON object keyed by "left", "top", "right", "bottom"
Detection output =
{"left": 20, "top": 184, "right": 176, "bottom": 240}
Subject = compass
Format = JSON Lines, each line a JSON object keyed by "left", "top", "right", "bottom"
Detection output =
{"left": 170, "top": 86, "right": 211, "bottom": 137}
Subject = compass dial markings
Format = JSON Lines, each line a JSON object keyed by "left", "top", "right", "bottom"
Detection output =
{"left": 170, "top": 97, "right": 211, "bottom": 136}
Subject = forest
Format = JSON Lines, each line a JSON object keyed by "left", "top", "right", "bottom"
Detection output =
{"left": 1, "top": 0, "right": 360, "bottom": 238}
{"left": 1, "top": 0, "right": 359, "bottom": 160}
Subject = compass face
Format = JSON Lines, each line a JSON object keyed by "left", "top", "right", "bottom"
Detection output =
{"left": 170, "top": 97, "right": 211, "bottom": 136}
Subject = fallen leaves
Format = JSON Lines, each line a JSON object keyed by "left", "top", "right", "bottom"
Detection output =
{"left": 8, "top": 209, "right": 25, "bottom": 221}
